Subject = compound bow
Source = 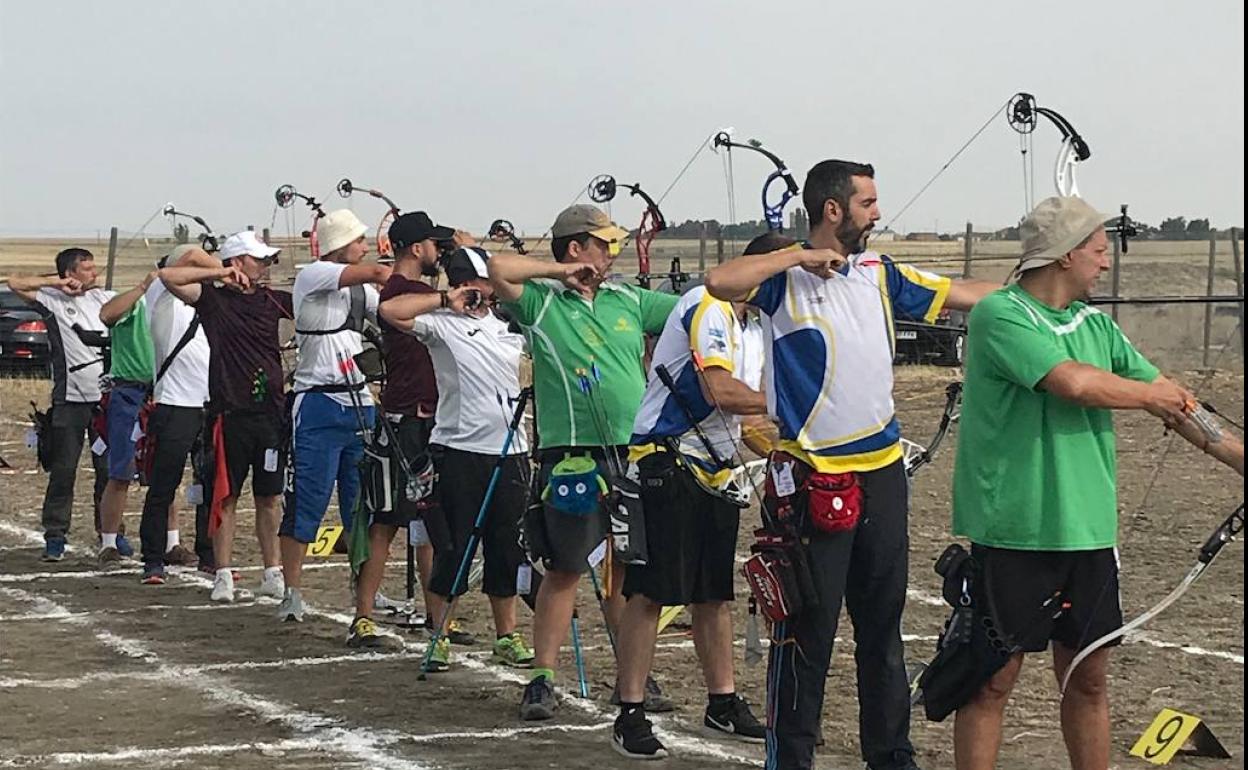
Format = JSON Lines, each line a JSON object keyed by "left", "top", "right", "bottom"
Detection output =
{"left": 162, "top": 204, "right": 219, "bottom": 252}
{"left": 336, "top": 178, "right": 401, "bottom": 258}
{"left": 486, "top": 219, "right": 529, "bottom": 255}
{"left": 587, "top": 174, "right": 667, "bottom": 289}
{"left": 712, "top": 130, "right": 800, "bottom": 232}
{"left": 274, "top": 184, "right": 328, "bottom": 258}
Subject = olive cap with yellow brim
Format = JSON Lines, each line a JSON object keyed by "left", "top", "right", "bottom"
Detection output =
{"left": 550, "top": 204, "right": 630, "bottom": 243}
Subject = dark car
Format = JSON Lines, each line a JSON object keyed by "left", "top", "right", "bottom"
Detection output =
{"left": 0, "top": 288, "right": 52, "bottom": 376}
{"left": 894, "top": 308, "right": 965, "bottom": 367}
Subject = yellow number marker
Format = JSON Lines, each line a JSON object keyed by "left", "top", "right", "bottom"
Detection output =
{"left": 306, "top": 525, "right": 343, "bottom": 557}
{"left": 657, "top": 605, "right": 685, "bottom": 634}
{"left": 1130, "top": 708, "right": 1230, "bottom": 764}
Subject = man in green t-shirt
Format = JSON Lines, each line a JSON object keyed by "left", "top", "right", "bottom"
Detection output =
{"left": 489, "top": 204, "right": 680, "bottom": 721}
{"left": 97, "top": 271, "right": 158, "bottom": 564}
{"left": 950, "top": 196, "right": 1244, "bottom": 770}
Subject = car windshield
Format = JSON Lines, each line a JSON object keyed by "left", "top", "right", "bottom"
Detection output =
{"left": 0, "top": 290, "right": 36, "bottom": 311}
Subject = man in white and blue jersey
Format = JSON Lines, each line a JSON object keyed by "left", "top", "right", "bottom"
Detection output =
{"left": 610, "top": 235, "right": 789, "bottom": 760}
{"left": 707, "top": 159, "right": 998, "bottom": 770}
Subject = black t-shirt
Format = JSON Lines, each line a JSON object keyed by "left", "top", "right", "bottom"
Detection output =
{"left": 378, "top": 274, "right": 438, "bottom": 417}
{"left": 197, "top": 284, "right": 293, "bottom": 416}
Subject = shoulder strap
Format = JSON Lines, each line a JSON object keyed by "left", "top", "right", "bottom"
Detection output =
{"left": 155, "top": 313, "right": 201, "bottom": 383}
{"left": 295, "top": 283, "right": 367, "bottom": 336}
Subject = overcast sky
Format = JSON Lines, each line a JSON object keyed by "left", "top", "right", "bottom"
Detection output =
{"left": 1, "top": 0, "right": 1243, "bottom": 240}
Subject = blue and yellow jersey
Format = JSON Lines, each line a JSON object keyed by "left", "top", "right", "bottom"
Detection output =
{"left": 747, "top": 251, "right": 951, "bottom": 473}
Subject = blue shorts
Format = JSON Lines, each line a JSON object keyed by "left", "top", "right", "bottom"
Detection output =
{"left": 280, "top": 392, "right": 374, "bottom": 544}
{"left": 106, "top": 382, "right": 148, "bottom": 481}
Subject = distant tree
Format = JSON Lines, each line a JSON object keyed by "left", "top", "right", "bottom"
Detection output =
{"left": 1158, "top": 216, "right": 1188, "bottom": 239}
{"left": 174, "top": 222, "right": 189, "bottom": 244}
{"left": 1186, "top": 218, "right": 1211, "bottom": 239}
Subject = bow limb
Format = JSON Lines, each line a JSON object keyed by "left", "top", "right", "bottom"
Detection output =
{"left": 1059, "top": 562, "right": 1206, "bottom": 694}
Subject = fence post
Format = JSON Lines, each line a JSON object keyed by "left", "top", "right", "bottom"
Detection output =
{"left": 247, "top": 224, "right": 255, "bottom": 232}
{"left": 962, "top": 222, "right": 973, "bottom": 278}
{"left": 716, "top": 233, "right": 725, "bottom": 265}
{"left": 1110, "top": 236, "right": 1122, "bottom": 323}
{"left": 262, "top": 227, "right": 271, "bottom": 245}
{"left": 699, "top": 223, "right": 707, "bottom": 272}
{"left": 105, "top": 226, "right": 119, "bottom": 290}
{"left": 1202, "top": 234, "right": 1216, "bottom": 367}
{"left": 1232, "top": 227, "right": 1244, "bottom": 353}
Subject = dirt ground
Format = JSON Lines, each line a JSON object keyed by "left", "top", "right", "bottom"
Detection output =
{"left": 1, "top": 362, "right": 1242, "bottom": 770}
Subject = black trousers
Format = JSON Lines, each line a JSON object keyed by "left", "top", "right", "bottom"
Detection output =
{"left": 138, "top": 404, "right": 205, "bottom": 566}
{"left": 40, "top": 401, "right": 107, "bottom": 541}
{"left": 767, "top": 459, "right": 915, "bottom": 770}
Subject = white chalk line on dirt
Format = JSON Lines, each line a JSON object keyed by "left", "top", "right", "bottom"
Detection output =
{"left": 0, "top": 584, "right": 431, "bottom": 770}
{"left": 0, "top": 737, "right": 327, "bottom": 768}
{"left": 0, "top": 559, "right": 349, "bottom": 583}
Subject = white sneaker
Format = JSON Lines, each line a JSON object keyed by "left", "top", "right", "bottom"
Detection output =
{"left": 257, "top": 567, "right": 286, "bottom": 599}
{"left": 210, "top": 570, "right": 235, "bottom": 603}
{"left": 276, "top": 587, "right": 305, "bottom": 622}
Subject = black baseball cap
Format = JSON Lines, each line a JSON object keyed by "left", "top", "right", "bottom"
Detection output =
{"left": 388, "top": 211, "right": 455, "bottom": 251}
{"left": 444, "top": 246, "right": 490, "bottom": 286}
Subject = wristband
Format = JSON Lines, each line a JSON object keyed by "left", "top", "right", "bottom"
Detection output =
{"left": 439, "top": 290, "right": 449, "bottom": 309}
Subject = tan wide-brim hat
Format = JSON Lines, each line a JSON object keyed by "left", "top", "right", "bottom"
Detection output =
{"left": 1015, "top": 195, "right": 1111, "bottom": 274}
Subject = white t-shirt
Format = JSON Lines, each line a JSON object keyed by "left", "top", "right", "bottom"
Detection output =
{"left": 292, "top": 260, "right": 380, "bottom": 406}
{"left": 36, "top": 286, "right": 115, "bottom": 404}
{"left": 146, "top": 279, "right": 210, "bottom": 408}
{"left": 405, "top": 309, "right": 530, "bottom": 456}
{"left": 629, "top": 286, "right": 762, "bottom": 486}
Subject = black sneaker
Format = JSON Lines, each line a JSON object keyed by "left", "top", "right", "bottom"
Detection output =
{"left": 703, "top": 694, "right": 766, "bottom": 743}
{"left": 612, "top": 709, "right": 669, "bottom": 760}
{"left": 611, "top": 675, "right": 675, "bottom": 713}
{"left": 519, "top": 675, "right": 557, "bottom": 721}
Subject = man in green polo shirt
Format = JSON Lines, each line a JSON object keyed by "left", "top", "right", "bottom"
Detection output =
{"left": 950, "top": 196, "right": 1244, "bottom": 770}
{"left": 97, "top": 271, "right": 158, "bottom": 564}
{"left": 489, "top": 204, "right": 680, "bottom": 721}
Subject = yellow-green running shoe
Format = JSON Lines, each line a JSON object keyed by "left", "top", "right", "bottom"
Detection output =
{"left": 425, "top": 636, "right": 451, "bottom": 672}
{"left": 493, "top": 632, "right": 535, "bottom": 668}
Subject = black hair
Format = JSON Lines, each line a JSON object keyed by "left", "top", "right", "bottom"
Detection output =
{"left": 803, "top": 160, "right": 875, "bottom": 227}
{"left": 55, "top": 247, "right": 93, "bottom": 278}
{"left": 551, "top": 232, "right": 592, "bottom": 263}
{"left": 743, "top": 232, "right": 798, "bottom": 256}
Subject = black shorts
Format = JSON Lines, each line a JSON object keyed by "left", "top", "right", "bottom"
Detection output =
{"left": 972, "top": 544, "right": 1123, "bottom": 653}
{"left": 426, "top": 446, "right": 526, "bottom": 598}
{"left": 216, "top": 409, "right": 285, "bottom": 499}
{"left": 372, "top": 414, "right": 435, "bottom": 529}
{"left": 623, "top": 452, "right": 739, "bottom": 605}
{"left": 526, "top": 447, "right": 626, "bottom": 575}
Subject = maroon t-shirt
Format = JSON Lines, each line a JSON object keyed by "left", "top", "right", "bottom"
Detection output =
{"left": 379, "top": 274, "right": 438, "bottom": 416}
{"left": 197, "top": 284, "right": 293, "bottom": 416}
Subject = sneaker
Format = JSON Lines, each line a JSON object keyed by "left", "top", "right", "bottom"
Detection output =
{"left": 41, "top": 537, "right": 66, "bottom": 562}
{"left": 210, "top": 570, "right": 235, "bottom": 603}
{"left": 141, "top": 564, "right": 167, "bottom": 585}
{"left": 612, "top": 708, "right": 669, "bottom": 760}
{"left": 611, "top": 676, "right": 676, "bottom": 713}
{"left": 276, "top": 588, "right": 305, "bottom": 622}
{"left": 163, "top": 544, "right": 196, "bottom": 566}
{"left": 98, "top": 546, "right": 123, "bottom": 567}
{"left": 257, "top": 568, "right": 286, "bottom": 599}
{"left": 423, "top": 636, "right": 451, "bottom": 672}
{"left": 519, "top": 675, "right": 558, "bottom": 721}
{"left": 446, "top": 618, "right": 476, "bottom": 646}
{"left": 347, "top": 617, "right": 385, "bottom": 649}
{"left": 493, "top": 632, "right": 535, "bottom": 668}
{"left": 703, "top": 695, "right": 766, "bottom": 743}
{"left": 114, "top": 533, "right": 135, "bottom": 558}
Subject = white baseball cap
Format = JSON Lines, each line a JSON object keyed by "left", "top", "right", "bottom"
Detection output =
{"left": 317, "top": 209, "right": 369, "bottom": 255}
{"left": 219, "top": 231, "right": 281, "bottom": 262}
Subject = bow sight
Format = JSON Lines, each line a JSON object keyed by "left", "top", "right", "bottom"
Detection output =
{"left": 587, "top": 174, "right": 667, "bottom": 288}
{"left": 487, "top": 219, "right": 528, "bottom": 255}
{"left": 163, "top": 204, "right": 219, "bottom": 252}
{"left": 711, "top": 131, "right": 800, "bottom": 232}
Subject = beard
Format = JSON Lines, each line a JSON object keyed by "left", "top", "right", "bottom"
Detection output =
{"left": 836, "top": 219, "right": 872, "bottom": 255}
{"left": 420, "top": 259, "right": 440, "bottom": 278}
